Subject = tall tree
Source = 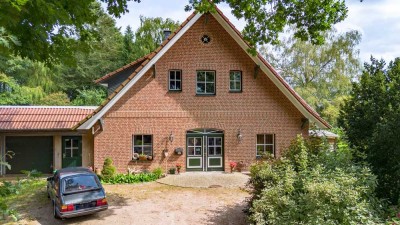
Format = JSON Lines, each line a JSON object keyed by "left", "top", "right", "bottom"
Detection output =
{"left": 338, "top": 57, "right": 400, "bottom": 203}
{"left": 261, "top": 29, "right": 362, "bottom": 125}
{"left": 59, "top": 5, "right": 125, "bottom": 99}
{"left": 0, "top": 0, "right": 350, "bottom": 64}
{"left": 0, "top": 0, "right": 141, "bottom": 65}
{"left": 122, "top": 26, "right": 136, "bottom": 64}
{"left": 130, "top": 16, "right": 180, "bottom": 60}
{"left": 187, "top": 0, "right": 349, "bottom": 54}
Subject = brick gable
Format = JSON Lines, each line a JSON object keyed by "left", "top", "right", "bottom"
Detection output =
{"left": 93, "top": 15, "right": 307, "bottom": 172}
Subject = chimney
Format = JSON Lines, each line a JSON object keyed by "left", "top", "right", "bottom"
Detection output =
{"left": 163, "top": 30, "right": 171, "bottom": 40}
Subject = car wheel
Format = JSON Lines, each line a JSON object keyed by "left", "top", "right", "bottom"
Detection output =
{"left": 53, "top": 201, "right": 60, "bottom": 219}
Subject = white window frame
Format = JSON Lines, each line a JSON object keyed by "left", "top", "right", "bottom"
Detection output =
{"left": 196, "top": 71, "right": 216, "bottom": 95}
{"left": 229, "top": 71, "right": 242, "bottom": 92}
{"left": 168, "top": 70, "right": 182, "bottom": 91}
{"left": 256, "top": 134, "right": 275, "bottom": 157}
{"left": 133, "top": 135, "right": 153, "bottom": 156}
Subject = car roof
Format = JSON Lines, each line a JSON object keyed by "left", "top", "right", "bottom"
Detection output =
{"left": 55, "top": 167, "right": 95, "bottom": 179}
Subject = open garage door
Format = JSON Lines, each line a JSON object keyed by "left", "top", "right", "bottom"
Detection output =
{"left": 6, "top": 136, "right": 53, "bottom": 174}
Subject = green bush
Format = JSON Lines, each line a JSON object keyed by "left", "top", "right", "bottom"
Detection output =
{"left": 152, "top": 167, "right": 163, "bottom": 178}
{"left": 100, "top": 171, "right": 162, "bottom": 184}
{"left": 101, "top": 157, "right": 116, "bottom": 179}
{"left": 168, "top": 168, "right": 176, "bottom": 174}
{"left": 248, "top": 135, "right": 384, "bottom": 225}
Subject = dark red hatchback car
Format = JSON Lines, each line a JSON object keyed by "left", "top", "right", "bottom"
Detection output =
{"left": 47, "top": 167, "right": 108, "bottom": 219}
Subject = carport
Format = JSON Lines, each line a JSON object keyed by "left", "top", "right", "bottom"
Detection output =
{"left": 0, "top": 106, "right": 96, "bottom": 175}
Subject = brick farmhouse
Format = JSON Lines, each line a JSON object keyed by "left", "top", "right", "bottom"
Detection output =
{"left": 0, "top": 8, "right": 329, "bottom": 175}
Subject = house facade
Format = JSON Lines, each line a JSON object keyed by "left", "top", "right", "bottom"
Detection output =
{"left": 76, "top": 9, "right": 330, "bottom": 173}
{"left": 0, "top": 9, "right": 329, "bottom": 175}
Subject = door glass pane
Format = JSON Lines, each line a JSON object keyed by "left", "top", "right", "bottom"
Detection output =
{"left": 188, "top": 147, "right": 195, "bottom": 156}
{"left": 208, "top": 138, "right": 214, "bottom": 145}
{"left": 65, "top": 139, "right": 71, "bottom": 147}
{"left": 72, "top": 139, "right": 79, "bottom": 148}
{"left": 216, "top": 147, "right": 222, "bottom": 155}
{"left": 195, "top": 147, "right": 202, "bottom": 155}
{"left": 216, "top": 138, "right": 222, "bottom": 145}
{"left": 72, "top": 148, "right": 79, "bottom": 157}
{"left": 65, "top": 148, "right": 72, "bottom": 157}
{"left": 188, "top": 138, "right": 194, "bottom": 146}
{"left": 208, "top": 147, "right": 215, "bottom": 155}
{"left": 195, "top": 138, "right": 201, "bottom": 146}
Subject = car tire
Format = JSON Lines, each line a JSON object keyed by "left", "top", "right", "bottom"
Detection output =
{"left": 53, "top": 201, "right": 61, "bottom": 219}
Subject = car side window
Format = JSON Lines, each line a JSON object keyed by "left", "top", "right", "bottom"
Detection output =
{"left": 54, "top": 175, "right": 60, "bottom": 192}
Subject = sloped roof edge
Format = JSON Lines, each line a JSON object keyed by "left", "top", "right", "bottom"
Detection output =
{"left": 76, "top": 7, "right": 330, "bottom": 130}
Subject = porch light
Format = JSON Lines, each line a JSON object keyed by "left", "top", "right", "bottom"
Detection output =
{"left": 237, "top": 129, "right": 243, "bottom": 143}
{"left": 169, "top": 131, "right": 174, "bottom": 143}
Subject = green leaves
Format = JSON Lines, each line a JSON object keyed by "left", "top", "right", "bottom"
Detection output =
{"left": 248, "top": 136, "right": 384, "bottom": 224}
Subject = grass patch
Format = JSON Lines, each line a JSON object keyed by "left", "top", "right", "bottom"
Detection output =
{"left": 0, "top": 178, "right": 46, "bottom": 223}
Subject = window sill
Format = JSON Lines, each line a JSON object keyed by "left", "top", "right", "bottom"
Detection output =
{"left": 195, "top": 94, "right": 216, "bottom": 97}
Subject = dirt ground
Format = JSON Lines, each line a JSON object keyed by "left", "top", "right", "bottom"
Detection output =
{"left": 11, "top": 182, "right": 250, "bottom": 225}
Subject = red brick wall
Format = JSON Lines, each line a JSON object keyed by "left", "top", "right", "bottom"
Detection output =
{"left": 93, "top": 14, "right": 308, "bottom": 173}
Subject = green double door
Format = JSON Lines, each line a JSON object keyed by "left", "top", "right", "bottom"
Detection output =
{"left": 186, "top": 129, "right": 224, "bottom": 171}
{"left": 62, "top": 136, "right": 82, "bottom": 168}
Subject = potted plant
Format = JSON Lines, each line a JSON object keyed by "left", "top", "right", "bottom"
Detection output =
{"left": 229, "top": 161, "right": 237, "bottom": 173}
{"left": 139, "top": 153, "right": 147, "bottom": 161}
{"left": 176, "top": 163, "right": 182, "bottom": 174}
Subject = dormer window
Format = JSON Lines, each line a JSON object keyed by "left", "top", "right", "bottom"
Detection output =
{"left": 169, "top": 70, "right": 182, "bottom": 91}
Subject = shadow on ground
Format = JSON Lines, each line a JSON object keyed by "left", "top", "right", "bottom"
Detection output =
{"left": 205, "top": 200, "right": 249, "bottom": 225}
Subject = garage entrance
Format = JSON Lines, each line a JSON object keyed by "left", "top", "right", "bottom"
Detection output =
{"left": 6, "top": 136, "right": 53, "bottom": 174}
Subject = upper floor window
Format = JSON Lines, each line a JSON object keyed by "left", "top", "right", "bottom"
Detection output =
{"left": 256, "top": 134, "right": 275, "bottom": 157}
{"left": 229, "top": 71, "right": 242, "bottom": 92}
{"left": 133, "top": 135, "right": 153, "bottom": 156}
{"left": 169, "top": 70, "right": 182, "bottom": 91}
{"left": 196, "top": 71, "right": 215, "bottom": 95}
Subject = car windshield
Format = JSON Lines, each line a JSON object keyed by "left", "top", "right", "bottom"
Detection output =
{"left": 62, "top": 175, "right": 100, "bottom": 194}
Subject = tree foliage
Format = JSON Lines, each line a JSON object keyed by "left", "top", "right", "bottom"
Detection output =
{"left": 187, "top": 0, "right": 349, "bottom": 54}
{"left": 339, "top": 57, "right": 400, "bottom": 203}
{"left": 129, "top": 16, "right": 180, "bottom": 60}
{"left": 0, "top": 0, "right": 142, "bottom": 65}
{"left": 262, "top": 28, "right": 362, "bottom": 125}
{"left": 248, "top": 135, "right": 383, "bottom": 224}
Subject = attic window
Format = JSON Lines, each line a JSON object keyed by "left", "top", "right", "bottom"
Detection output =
{"left": 201, "top": 35, "right": 211, "bottom": 44}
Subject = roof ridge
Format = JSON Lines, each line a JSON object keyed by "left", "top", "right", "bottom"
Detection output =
{"left": 94, "top": 54, "right": 151, "bottom": 84}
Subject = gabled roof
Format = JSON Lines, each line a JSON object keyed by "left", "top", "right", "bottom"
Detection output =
{"left": 94, "top": 55, "right": 150, "bottom": 84}
{"left": 76, "top": 8, "right": 330, "bottom": 130}
{"left": 0, "top": 106, "right": 96, "bottom": 131}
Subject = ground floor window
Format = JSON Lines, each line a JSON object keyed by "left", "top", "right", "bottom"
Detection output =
{"left": 133, "top": 135, "right": 153, "bottom": 156}
{"left": 256, "top": 134, "right": 274, "bottom": 157}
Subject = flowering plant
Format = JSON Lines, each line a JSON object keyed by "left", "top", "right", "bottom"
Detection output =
{"left": 176, "top": 163, "right": 182, "bottom": 169}
{"left": 229, "top": 161, "right": 237, "bottom": 169}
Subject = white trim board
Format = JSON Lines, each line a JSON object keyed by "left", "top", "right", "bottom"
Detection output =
{"left": 211, "top": 12, "right": 327, "bottom": 129}
{"left": 78, "top": 13, "right": 203, "bottom": 130}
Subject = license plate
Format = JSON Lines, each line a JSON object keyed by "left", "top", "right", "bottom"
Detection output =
{"left": 75, "top": 201, "right": 96, "bottom": 210}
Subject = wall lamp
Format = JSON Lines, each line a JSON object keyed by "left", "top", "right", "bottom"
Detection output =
{"left": 237, "top": 129, "right": 243, "bottom": 143}
{"left": 169, "top": 131, "right": 174, "bottom": 143}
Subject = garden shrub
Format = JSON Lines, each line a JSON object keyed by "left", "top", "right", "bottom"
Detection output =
{"left": 100, "top": 170, "right": 162, "bottom": 184}
{"left": 248, "top": 135, "right": 384, "bottom": 225}
{"left": 101, "top": 157, "right": 116, "bottom": 179}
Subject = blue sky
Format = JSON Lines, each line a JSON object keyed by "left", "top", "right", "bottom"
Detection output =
{"left": 110, "top": 0, "right": 400, "bottom": 63}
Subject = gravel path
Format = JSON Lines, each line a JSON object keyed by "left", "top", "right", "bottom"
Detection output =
{"left": 12, "top": 182, "right": 250, "bottom": 225}
{"left": 157, "top": 172, "right": 249, "bottom": 188}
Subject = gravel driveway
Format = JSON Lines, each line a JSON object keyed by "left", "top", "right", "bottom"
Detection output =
{"left": 13, "top": 182, "right": 250, "bottom": 225}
